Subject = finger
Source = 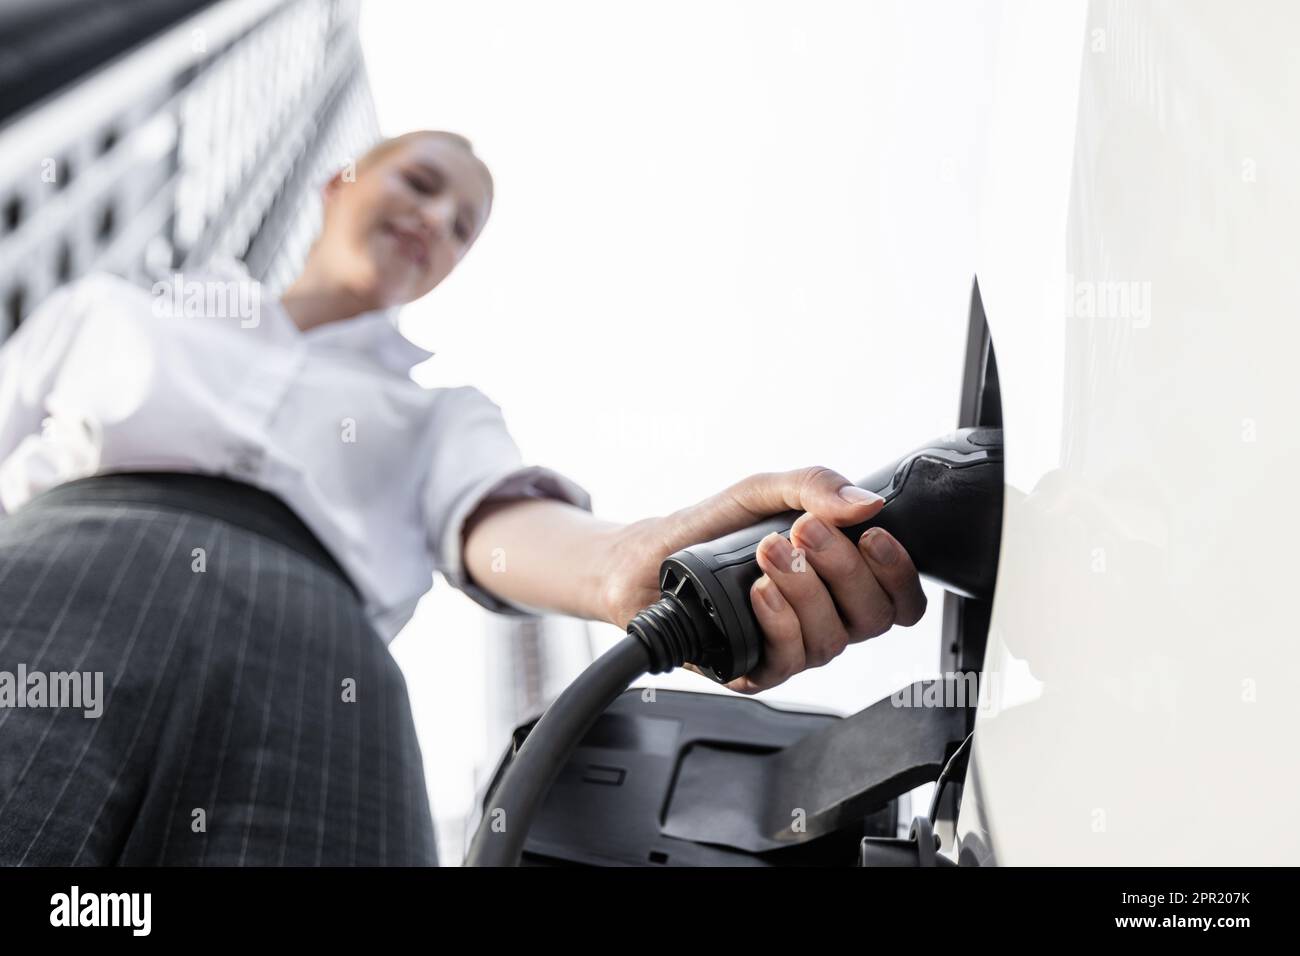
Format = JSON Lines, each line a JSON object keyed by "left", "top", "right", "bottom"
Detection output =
{"left": 724, "top": 672, "right": 765, "bottom": 695}
{"left": 756, "top": 531, "right": 849, "bottom": 669}
{"left": 739, "top": 572, "right": 805, "bottom": 692}
{"left": 685, "top": 660, "right": 760, "bottom": 694}
{"left": 790, "top": 512, "right": 895, "bottom": 642}
{"left": 858, "top": 528, "right": 927, "bottom": 627}
{"left": 686, "top": 661, "right": 758, "bottom": 694}
{"left": 666, "top": 466, "right": 885, "bottom": 547}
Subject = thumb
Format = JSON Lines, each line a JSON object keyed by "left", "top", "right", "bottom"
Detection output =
{"left": 666, "top": 466, "right": 885, "bottom": 548}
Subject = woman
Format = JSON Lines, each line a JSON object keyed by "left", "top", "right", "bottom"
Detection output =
{"left": 0, "top": 130, "right": 926, "bottom": 866}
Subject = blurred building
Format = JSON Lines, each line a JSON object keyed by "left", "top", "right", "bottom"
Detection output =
{"left": 0, "top": 0, "right": 379, "bottom": 339}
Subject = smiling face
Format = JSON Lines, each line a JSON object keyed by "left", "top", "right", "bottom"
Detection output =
{"left": 314, "top": 132, "right": 494, "bottom": 309}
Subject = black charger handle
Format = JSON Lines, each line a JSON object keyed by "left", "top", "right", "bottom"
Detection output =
{"left": 647, "top": 427, "right": 1004, "bottom": 683}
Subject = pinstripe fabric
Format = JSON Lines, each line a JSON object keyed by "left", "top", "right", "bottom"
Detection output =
{"left": 0, "top": 496, "right": 438, "bottom": 866}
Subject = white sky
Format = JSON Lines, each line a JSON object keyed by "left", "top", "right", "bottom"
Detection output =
{"left": 361, "top": 0, "right": 999, "bottom": 862}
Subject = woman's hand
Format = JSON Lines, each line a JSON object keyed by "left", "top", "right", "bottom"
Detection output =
{"left": 600, "top": 466, "right": 927, "bottom": 694}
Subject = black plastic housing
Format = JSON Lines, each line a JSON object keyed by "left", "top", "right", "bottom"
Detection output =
{"left": 482, "top": 688, "right": 892, "bottom": 866}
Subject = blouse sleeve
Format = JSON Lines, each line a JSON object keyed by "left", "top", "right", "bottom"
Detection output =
{"left": 0, "top": 280, "right": 88, "bottom": 514}
{"left": 422, "top": 385, "right": 594, "bottom": 616}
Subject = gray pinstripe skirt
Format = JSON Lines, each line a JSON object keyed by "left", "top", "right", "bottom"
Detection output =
{"left": 0, "top": 473, "right": 439, "bottom": 866}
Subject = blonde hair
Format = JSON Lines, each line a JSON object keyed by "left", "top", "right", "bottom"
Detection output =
{"left": 358, "top": 130, "right": 494, "bottom": 207}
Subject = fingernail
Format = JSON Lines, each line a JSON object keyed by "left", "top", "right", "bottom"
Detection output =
{"left": 865, "top": 528, "right": 898, "bottom": 565}
{"left": 839, "top": 485, "right": 884, "bottom": 505}
{"left": 796, "top": 515, "right": 831, "bottom": 549}
{"left": 763, "top": 532, "right": 793, "bottom": 566}
{"left": 760, "top": 578, "right": 786, "bottom": 611}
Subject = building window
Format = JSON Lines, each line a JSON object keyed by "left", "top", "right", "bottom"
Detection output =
{"left": 2, "top": 195, "right": 20, "bottom": 234}
{"left": 5, "top": 285, "right": 25, "bottom": 332}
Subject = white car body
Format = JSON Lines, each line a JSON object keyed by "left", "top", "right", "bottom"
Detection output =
{"left": 958, "top": 0, "right": 1300, "bottom": 864}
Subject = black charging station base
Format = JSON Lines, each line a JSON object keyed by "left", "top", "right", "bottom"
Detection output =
{"left": 479, "top": 687, "right": 905, "bottom": 867}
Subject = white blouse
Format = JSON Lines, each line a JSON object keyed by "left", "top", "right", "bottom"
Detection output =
{"left": 0, "top": 256, "right": 592, "bottom": 642}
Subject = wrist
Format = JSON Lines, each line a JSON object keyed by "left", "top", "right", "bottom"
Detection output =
{"left": 596, "top": 515, "right": 671, "bottom": 630}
